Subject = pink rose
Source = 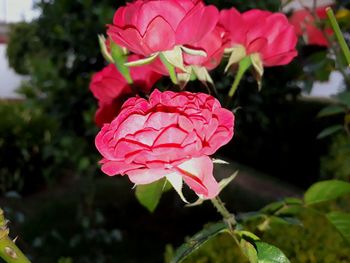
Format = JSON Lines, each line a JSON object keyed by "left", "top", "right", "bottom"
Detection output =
{"left": 149, "top": 26, "right": 227, "bottom": 77}
{"left": 90, "top": 55, "right": 161, "bottom": 127}
{"left": 182, "top": 25, "right": 227, "bottom": 70}
{"left": 95, "top": 89, "right": 234, "bottom": 199}
{"left": 220, "top": 8, "right": 298, "bottom": 66}
{"left": 289, "top": 6, "right": 332, "bottom": 47}
{"left": 107, "top": 0, "right": 219, "bottom": 57}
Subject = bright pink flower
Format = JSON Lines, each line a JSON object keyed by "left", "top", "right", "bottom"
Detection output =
{"left": 107, "top": 0, "right": 219, "bottom": 56}
{"left": 183, "top": 25, "right": 227, "bottom": 70}
{"left": 95, "top": 89, "right": 234, "bottom": 199}
{"left": 149, "top": 26, "right": 227, "bottom": 76}
{"left": 90, "top": 55, "right": 161, "bottom": 127}
{"left": 289, "top": 6, "right": 332, "bottom": 47}
{"left": 220, "top": 8, "right": 298, "bottom": 66}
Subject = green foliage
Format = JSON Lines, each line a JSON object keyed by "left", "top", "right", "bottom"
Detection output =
{"left": 0, "top": 101, "right": 98, "bottom": 194}
{"left": 255, "top": 242, "right": 290, "bottom": 263}
{"left": 321, "top": 133, "right": 350, "bottom": 180}
{"left": 5, "top": 0, "right": 119, "bottom": 190}
{"left": 0, "top": 101, "right": 56, "bottom": 193}
{"left": 165, "top": 207, "right": 350, "bottom": 263}
{"left": 6, "top": 22, "right": 42, "bottom": 75}
{"left": 169, "top": 222, "right": 228, "bottom": 263}
{"left": 304, "top": 180, "right": 350, "bottom": 205}
{"left": 254, "top": 208, "right": 350, "bottom": 263}
{"left": 327, "top": 211, "right": 350, "bottom": 244}
{"left": 164, "top": 233, "right": 247, "bottom": 263}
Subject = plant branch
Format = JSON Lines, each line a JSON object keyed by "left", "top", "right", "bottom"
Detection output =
{"left": 211, "top": 196, "right": 236, "bottom": 229}
{"left": 0, "top": 209, "right": 31, "bottom": 263}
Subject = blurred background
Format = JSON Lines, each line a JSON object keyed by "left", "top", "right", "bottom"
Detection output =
{"left": 0, "top": 0, "right": 349, "bottom": 262}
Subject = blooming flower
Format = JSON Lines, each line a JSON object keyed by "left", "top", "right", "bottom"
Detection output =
{"left": 149, "top": 25, "right": 227, "bottom": 85}
{"left": 90, "top": 55, "right": 161, "bottom": 127}
{"left": 95, "top": 89, "right": 234, "bottom": 199}
{"left": 289, "top": 5, "right": 332, "bottom": 47}
{"left": 220, "top": 8, "right": 298, "bottom": 67}
{"left": 107, "top": 0, "right": 219, "bottom": 57}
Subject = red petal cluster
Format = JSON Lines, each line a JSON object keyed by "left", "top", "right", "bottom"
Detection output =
{"left": 95, "top": 89, "right": 234, "bottom": 198}
{"left": 107, "top": 0, "right": 219, "bottom": 56}
{"left": 90, "top": 55, "right": 161, "bottom": 127}
{"left": 219, "top": 8, "right": 298, "bottom": 66}
{"left": 289, "top": 5, "right": 332, "bottom": 47}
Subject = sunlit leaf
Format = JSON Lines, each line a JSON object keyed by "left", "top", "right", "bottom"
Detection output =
{"left": 240, "top": 239, "right": 258, "bottom": 263}
{"left": 255, "top": 241, "right": 290, "bottom": 263}
{"left": 304, "top": 180, "right": 350, "bottom": 205}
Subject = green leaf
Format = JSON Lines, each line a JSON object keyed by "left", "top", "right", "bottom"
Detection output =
{"left": 255, "top": 241, "right": 290, "bottom": 263}
{"left": 338, "top": 92, "right": 350, "bottom": 107}
{"left": 317, "top": 125, "right": 344, "bottom": 139}
{"left": 170, "top": 222, "right": 228, "bottom": 263}
{"left": 326, "top": 7, "right": 350, "bottom": 66}
{"left": 269, "top": 216, "right": 303, "bottom": 227}
{"left": 304, "top": 180, "right": 350, "bottom": 205}
{"left": 135, "top": 178, "right": 167, "bottom": 212}
{"left": 284, "top": 197, "right": 303, "bottom": 205}
{"left": 240, "top": 239, "right": 258, "bottom": 263}
{"left": 327, "top": 211, "right": 350, "bottom": 244}
{"left": 110, "top": 41, "right": 132, "bottom": 84}
{"left": 317, "top": 105, "right": 345, "bottom": 117}
{"left": 261, "top": 201, "right": 284, "bottom": 214}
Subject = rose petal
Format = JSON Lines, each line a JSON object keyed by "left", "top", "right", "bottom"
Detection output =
{"left": 143, "top": 16, "right": 176, "bottom": 53}
{"left": 176, "top": 4, "right": 219, "bottom": 44}
{"left": 176, "top": 156, "right": 219, "bottom": 199}
{"left": 127, "top": 168, "right": 170, "bottom": 184}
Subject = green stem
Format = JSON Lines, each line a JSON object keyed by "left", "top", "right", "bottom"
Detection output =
{"left": 0, "top": 210, "right": 31, "bottom": 263}
{"left": 211, "top": 197, "right": 248, "bottom": 258}
{"left": 326, "top": 7, "right": 350, "bottom": 67}
{"left": 0, "top": 236, "right": 31, "bottom": 263}
{"left": 228, "top": 57, "right": 252, "bottom": 98}
{"left": 211, "top": 196, "right": 236, "bottom": 229}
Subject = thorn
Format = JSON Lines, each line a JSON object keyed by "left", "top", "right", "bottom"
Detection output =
{"left": 5, "top": 247, "right": 18, "bottom": 259}
{"left": 13, "top": 236, "right": 18, "bottom": 243}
